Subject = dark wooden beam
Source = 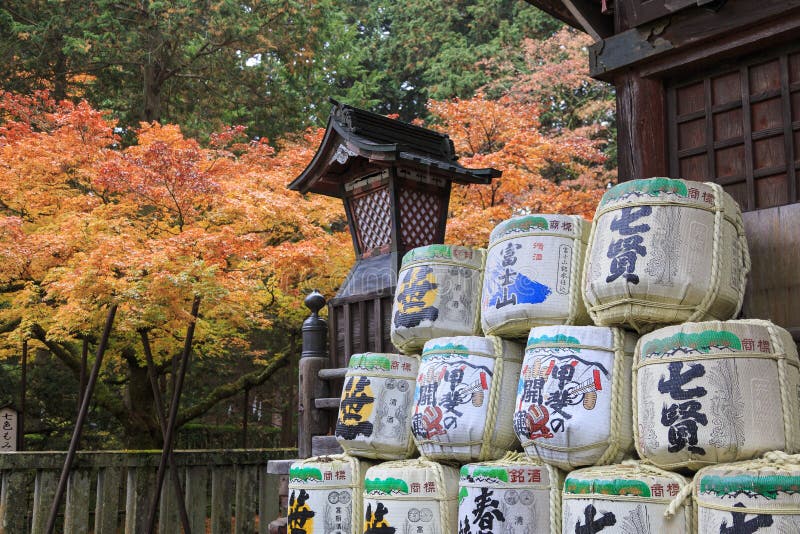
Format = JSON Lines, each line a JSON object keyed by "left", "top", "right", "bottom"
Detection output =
{"left": 561, "top": 0, "right": 613, "bottom": 40}
{"left": 590, "top": 0, "right": 800, "bottom": 80}
{"left": 524, "top": 0, "right": 583, "bottom": 31}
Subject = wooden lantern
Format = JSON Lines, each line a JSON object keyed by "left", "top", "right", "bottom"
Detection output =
{"left": 289, "top": 100, "right": 500, "bottom": 368}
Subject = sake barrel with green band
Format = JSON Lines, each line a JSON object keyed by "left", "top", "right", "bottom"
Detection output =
{"left": 562, "top": 462, "right": 693, "bottom": 534}
{"left": 391, "top": 245, "right": 486, "bottom": 354}
{"left": 362, "top": 458, "right": 459, "bottom": 534}
{"left": 694, "top": 451, "right": 800, "bottom": 533}
{"left": 634, "top": 320, "right": 800, "bottom": 471}
{"left": 335, "top": 353, "right": 419, "bottom": 460}
{"left": 482, "top": 214, "right": 590, "bottom": 338}
{"left": 458, "top": 452, "right": 564, "bottom": 534}
{"left": 411, "top": 335, "right": 523, "bottom": 462}
{"left": 582, "top": 178, "right": 750, "bottom": 333}
{"left": 514, "top": 325, "right": 638, "bottom": 470}
{"left": 288, "top": 454, "right": 375, "bottom": 534}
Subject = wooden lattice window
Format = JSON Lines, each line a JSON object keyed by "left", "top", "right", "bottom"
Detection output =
{"left": 351, "top": 187, "right": 392, "bottom": 251}
{"left": 668, "top": 46, "right": 800, "bottom": 211}
{"left": 398, "top": 187, "right": 445, "bottom": 250}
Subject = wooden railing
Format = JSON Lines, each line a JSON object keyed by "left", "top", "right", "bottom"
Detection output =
{"left": 0, "top": 448, "right": 295, "bottom": 534}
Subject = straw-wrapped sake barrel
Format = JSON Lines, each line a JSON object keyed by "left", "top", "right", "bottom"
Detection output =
{"left": 481, "top": 215, "right": 590, "bottom": 338}
{"left": 514, "top": 325, "right": 637, "bottom": 470}
{"left": 583, "top": 178, "right": 750, "bottom": 333}
{"left": 458, "top": 452, "right": 563, "bottom": 534}
{"left": 362, "top": 458, "right": 459, "bottom": 534}
{"left": 288, "top": 454, "right": 374, "bottom": 534}
{"left": 335, "top": 353, "right": 419, "bottom": 460}
{"left": 411, "top": 335, "right": 523, "bottom": 462}
{"left": 635, "top": 319, "right": 800, "bottom": 471}
{"left": 390, "top": 245, "right": 485, "bottom": 354}
{"left": 562, "top": 462, "right": 693, "bottom": 534}
{"left": 695, "top": 451, "right": 800, "bottom": 533}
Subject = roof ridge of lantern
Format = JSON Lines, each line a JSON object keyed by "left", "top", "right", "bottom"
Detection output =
{"left": 288, "top": 100, "right": 500, "bottom": 198}
{"left": 329, "top": 98, "right": 457, "bottom": 161}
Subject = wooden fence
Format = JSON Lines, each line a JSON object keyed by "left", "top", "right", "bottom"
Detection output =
{"left": 0, "top": 448, "right": 295, "bottom": 534}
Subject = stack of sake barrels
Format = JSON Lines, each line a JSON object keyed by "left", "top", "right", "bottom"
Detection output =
{"left": 289, "top": 177, "right": 800, "bottom": 533}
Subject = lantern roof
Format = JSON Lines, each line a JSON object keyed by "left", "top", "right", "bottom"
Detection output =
{"left": 288, "top": 99, "right": 501, "bottom": 198}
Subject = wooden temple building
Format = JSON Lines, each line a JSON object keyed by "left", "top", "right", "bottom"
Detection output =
{"left": 527, "top": 0, "right": 800, "bottom": 331}
{"left": 268, "top": 1, "right": 800, "bottom": 531}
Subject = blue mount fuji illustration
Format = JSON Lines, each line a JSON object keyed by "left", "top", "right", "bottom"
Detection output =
{"left": 489, "top": 270, "right": 551, "bottom": 307}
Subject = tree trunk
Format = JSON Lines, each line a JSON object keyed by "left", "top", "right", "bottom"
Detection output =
{"left": 142, "top": 63, "right": 162, "bottom": 123}
{"left": 141, "top": 2, "right": 165, "bottom": 125}
{"left": 52, "top": 48, "right": 68, "bottom": 102}
{"left": 123, "top": 349, "right": 162, "bottom": 448}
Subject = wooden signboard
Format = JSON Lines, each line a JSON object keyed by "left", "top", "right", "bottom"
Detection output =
{"left": 0, "top": 406, "right": 18, "bottom": 452}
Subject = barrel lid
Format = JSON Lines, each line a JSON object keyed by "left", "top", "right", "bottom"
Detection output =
{"left": 695, "top": 453, "right": 800, "bottom": 511}
{"left": 489, "top": 214, "right": 587, "bottom": 244}
{"left": 400, "top": 244, "right": 485, "bottom": 270}
{"left": 596, "top": 177, "right": 742, "bottom": 219}
{"left": 347, "top": 353, "right": 419, "bottom": 377}
{"left": 638, "top": 320, "right": 799, "bottom": 364}
{"left": 564, "top": 463, "right": 687, "bottom": 500}
{"left": 460, "top": 461, "right": 553, "bottom": 488}
{"left": 364, "top": 458, "right": 459, "bottom": 501}
{"left": 289, "top": 454, "right": 362, "bottom": 488}
{"left": 422, "top": 335, "right": 524, "bottom": 362}
{"left": 526, "top": 325, "right": 636, "bottom": 354}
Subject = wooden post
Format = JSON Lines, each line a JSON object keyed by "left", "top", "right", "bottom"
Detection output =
{"left": 140, "top": 330, "right": 192, "bottom": 534}
{"left": 298, "top": 291, "right": 328, "bottom": 459}
{"left": 18, "top": 339, "right": 26, "bottom": 451}
{"left": 614, "top": 71, "right": 668, "bottom": 181}
{"left": 146, "top": 296, "right": 201, "bottom": 534}
{"left": 78, "top": 337, "right": 89, "bottom": 414}
{"left": 242, "top": 387, "right": 249, "bottom": 449}
{"left": 46, "top": 304, "right": 117, "bottom": 534}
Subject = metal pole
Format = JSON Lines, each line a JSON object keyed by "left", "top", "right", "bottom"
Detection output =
{"left": 46, "top": 304, "right": 117, "bottom": 534}
{"left": 18, "top": 339, "right": 27, "bottom": 451}
{"left": 140, "top": 330, "right": 192, "bottom": 534}
{"left": 145, "top": 297, "right": 200, "bottom": 534}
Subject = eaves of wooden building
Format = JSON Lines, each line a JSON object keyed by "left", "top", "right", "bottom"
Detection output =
{"left": 526, "top": 0, "right": 800, "bottom": 336}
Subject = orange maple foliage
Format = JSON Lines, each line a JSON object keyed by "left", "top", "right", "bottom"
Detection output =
{"left": 0, "top": 92, "right": 347, "bottom": 342}
{"left": 429, "top": 92, "right": 608, "bottom": 247}
{"left": 0, "top": 91, "right": 349, "bottom": 444}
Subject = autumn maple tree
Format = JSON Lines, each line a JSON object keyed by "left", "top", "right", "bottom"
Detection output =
{"left": 0, "top": 90, "right": 350, "bottom": 447}
{"left": 424, "top": 28, "right": 613, "bottom": 246}
{"left": 0, "top": 18, "right": 614, "bottom": 448}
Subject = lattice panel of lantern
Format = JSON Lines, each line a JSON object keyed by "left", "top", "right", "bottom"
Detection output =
{"left": 398, "top": 187, "right": 445, "bottom": 250}
{"left": 351, "top": 187, "right": 392, "bottom": 252}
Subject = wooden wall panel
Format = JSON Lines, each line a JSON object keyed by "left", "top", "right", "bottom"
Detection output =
{"left": 749, "top": 60, "right": 781, "bottom": 94}
{"left": 329, "top": 295, "right": 397, "bottom": 371}
{"left": 741, "top": 202, "right": 800, "bottom": 331}
{"left": 381, "top": 297, "right": 395, "bottom": 353}
{"left": 712, "top": 72, "right": 741, "bottom": 105}
{"left": 713, "top": 109, "right": 743, "bottom": 141}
